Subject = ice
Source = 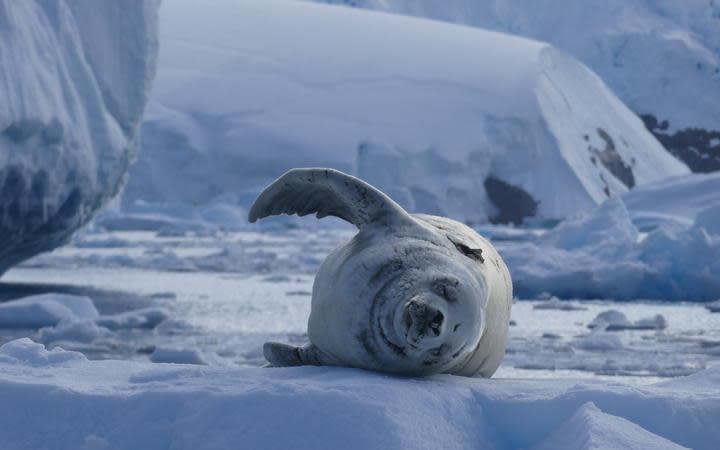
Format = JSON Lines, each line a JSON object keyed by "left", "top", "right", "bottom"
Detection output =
{"left": 95, "top": 308, "right": 169, "bottom": 330}
{"left": 501, "top": 198, "right": 720, "bottom": 300}
{"left": 588, "top": 310, "right": 633, "bottom": 330}
{"left": 0, "top": 294, "right": 98, "bottom": 328}
{"left": 576, "top": 332, "right": 624, "bottom": 351}
{"left": 126, "top": 0, "right": 687, "bottom": 226}
{"left": 0, "top": 338, "right": 717, "bottom": 449}
{"left": 307, "top": 0, "right": 720, "bottom": 167}
{"left": 623, "top": 172, "right": 720, "bottom": 230}
{"left": 39, "top": 319, "right": 112, "bottom": 345}
{"left": 706, "top": 301, "right": 720, "bottom": 313}
{"left": 0, "top": 0, "right": 159, "bottom": 275}
{"left": 533, "top": 298, "right": 587, "bottom": 311}
{"left": 539, "top": 197, "right": 637, "bottom": 251}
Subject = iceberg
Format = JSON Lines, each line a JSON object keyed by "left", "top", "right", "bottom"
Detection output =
{"left": 0, "top": 0, "right": 159, "bottom": 275}
{"left": 308, "top": 0, "right": 720, "bottom": 172}
{"left": 126, "top": 0, "right": 687, "bottom": 226}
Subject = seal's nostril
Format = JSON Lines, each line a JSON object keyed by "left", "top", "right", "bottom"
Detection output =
{"left": 429, "top": 311, "right": 444, "bottom": 336}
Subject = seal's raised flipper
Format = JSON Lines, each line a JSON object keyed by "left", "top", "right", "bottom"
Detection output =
{"left": 248, "top": 168, "right": 413, "bottom": 229}
{"left": 263, "top": 342, "right": 328, "bottom": 367}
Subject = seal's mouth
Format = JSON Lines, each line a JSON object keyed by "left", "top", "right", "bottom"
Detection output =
{"left": 402, "top": 297, "right": 445, "bottom": 348}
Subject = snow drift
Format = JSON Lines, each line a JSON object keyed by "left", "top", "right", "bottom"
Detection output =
{"left": 0, "top": 0, "right": 159, "bottom": 275}
{"left": 126, "top": 0, "right": 687, "bottom": 226}
{"left": 309, "top": 0, "right": 720, "bottom": 172}
{"left": 0, "top": 338, "right": 716, "bottom": 449}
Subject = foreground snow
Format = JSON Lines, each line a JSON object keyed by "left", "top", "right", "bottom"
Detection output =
{"left": 0, "top": 338, "right": 715, "bottom": 449}
{"left": 127, "top": 0, "right": 687, "bottom": 225}
{"left": 0, "top": 0, "right": 159, "bottom": 275}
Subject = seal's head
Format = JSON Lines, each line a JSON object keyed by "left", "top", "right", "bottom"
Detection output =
{"left": 353, "top": 235, "right": 488, "bottom": 375}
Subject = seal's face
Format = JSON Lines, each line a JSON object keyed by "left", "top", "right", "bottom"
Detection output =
{"left": 361, "top": 236, "right": 488, "bottom": 375}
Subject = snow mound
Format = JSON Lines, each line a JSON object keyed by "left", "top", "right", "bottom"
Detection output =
{"left": 128, "top": 0, "right": 687, "bottom": 225}
{"left": 0, "top": 0, "right": 159, "bottom": 275}
{"left": 0, "top": 339, "right": 717, "bottom": 449}
{"left": 533, "top": 402, "right": 687, "bottom": 450}
{"left": 0, "top": 294, "right": 98, "bottom": 328}
{"left": 150, "top": 347, "right": 208, "bottom": 365}
{"left": 309, "top": 0, "right": 720, "bottom": 171}
{"left": 500, "top": 198, "right": 720, "bottom": 300}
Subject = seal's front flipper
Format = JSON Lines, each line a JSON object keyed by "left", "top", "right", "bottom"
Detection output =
{"left": 263, "top": 342, "right": 326, "bottom": 367}
{"left": 248, "top": 168, "right": 415, "bottom": 230}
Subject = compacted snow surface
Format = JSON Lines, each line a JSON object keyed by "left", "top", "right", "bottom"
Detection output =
{"left": 0, "top": 338, "right": 717, "bottom": 449}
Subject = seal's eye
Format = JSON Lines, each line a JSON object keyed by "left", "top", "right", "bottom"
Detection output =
{"left": 433, "top": 278, "right": 459, "bottom": 302}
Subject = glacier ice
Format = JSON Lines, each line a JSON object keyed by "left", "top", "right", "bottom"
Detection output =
{"left": 125, "top": 0, "right": 687, "bottom": 226}
{"left": 308, "top": 0, "right": 720, "bottom": 172}
{"left": 0, "top": 0, "right": 159, "bottom": 275}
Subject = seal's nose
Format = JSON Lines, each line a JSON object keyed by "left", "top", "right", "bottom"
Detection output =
{"left": 403, "top": 298, "right": 445, "bottom": 347}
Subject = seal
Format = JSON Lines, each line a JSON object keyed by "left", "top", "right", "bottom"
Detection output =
{"left": 249, "top": 168, "right": 513, "bottom": 377}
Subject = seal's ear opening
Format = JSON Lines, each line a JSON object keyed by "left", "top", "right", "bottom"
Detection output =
{"left": 448, "top": 236, "right": 484, "bottom": 263}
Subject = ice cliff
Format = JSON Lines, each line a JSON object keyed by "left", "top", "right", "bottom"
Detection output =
{"left": 309, "top": 0, "right": 720, "bottom": 172}
{"left": 0, "top": 0, "right": 159, "bottom": 275}
{"left": 127, "top": 0, "right": 687, "bottom": 226}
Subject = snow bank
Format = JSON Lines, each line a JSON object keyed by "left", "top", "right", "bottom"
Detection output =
{"left": 0, "top": 338, "right": 716, "bottom": 449}
{"left": 127, "top": 0, "right": 686, "bottom": 226}
{"left": 309, "top": 0, "right": 720, "bottom": 171}
{"left": 0, "top": 0, "right": 159, "bottom": 275}
{"left": 500, "top": 197, "right": 720, "bottom": 300}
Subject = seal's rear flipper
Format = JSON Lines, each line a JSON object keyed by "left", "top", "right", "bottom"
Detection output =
{"left": 264, "top": 342, "right": 328, "bottom": 367}
{"left": 248, "top": 168, "right": 414, "bottom": 230}
{"left": 264, "top": 342, "right": 303, "bottom": 367}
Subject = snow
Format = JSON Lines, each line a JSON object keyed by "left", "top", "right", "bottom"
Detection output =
{"left": 0, "top": 0, "right": 159, "bottom": 275}
{"left": 0, "top": 338, "right": 716, "bottom": 449}
{"left": 307, "top": 0, "right": 720, "bottom": 134}
{"left": 125, "top": 0, "right": 687, "bottom": 226}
